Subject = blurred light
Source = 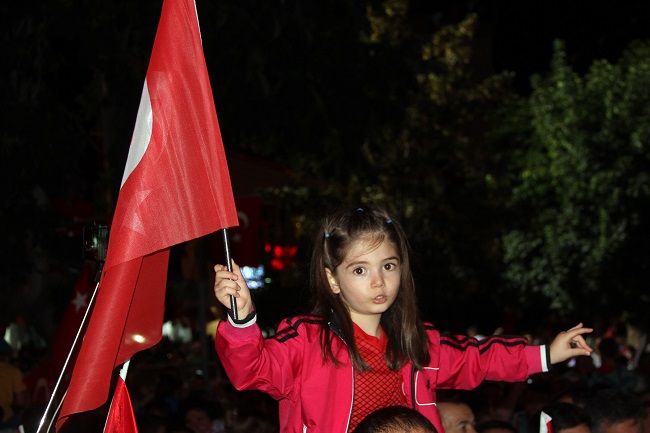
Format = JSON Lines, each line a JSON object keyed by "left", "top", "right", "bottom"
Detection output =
{"left": 269, "top": 245, "right": 298, "bottom": 271}
{"left": 131, "top": 334, "right": 146, "bottom": 344}
{"left": 162, "top": 320, "right": 192, "bottom": 343}
{"left": 242, "top": 265, "right": 265, "bottom": 289}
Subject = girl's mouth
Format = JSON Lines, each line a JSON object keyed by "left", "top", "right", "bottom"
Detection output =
{"left": 373, "top": 295, "right": 387, "bottom": 304}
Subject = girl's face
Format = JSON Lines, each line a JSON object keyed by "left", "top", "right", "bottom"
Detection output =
{"left": 326, "top": 236, "right": 401, "bottom": 332}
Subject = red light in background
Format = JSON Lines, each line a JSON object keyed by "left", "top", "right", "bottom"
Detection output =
{"left": 269, "top": 245, "right": 298, "bottom": 271}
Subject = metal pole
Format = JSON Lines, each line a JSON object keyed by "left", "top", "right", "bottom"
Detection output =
{"left": 36, "top": 272, "right": 102, "bottom": 433}
{"left": 222, "top": 228, "right": 238, "bottom": 320}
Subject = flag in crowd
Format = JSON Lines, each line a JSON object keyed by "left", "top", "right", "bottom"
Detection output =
{"left": 56, "top": 0, "right": 238, "bottom": 429}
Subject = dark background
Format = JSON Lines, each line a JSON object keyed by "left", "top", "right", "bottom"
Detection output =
{"left": 2, "top": 0, "right": 650, "bottom": 345}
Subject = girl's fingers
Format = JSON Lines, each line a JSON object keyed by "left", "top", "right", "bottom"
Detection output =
{"left": 565, "top": 327, "right": 593, "bottom": 354}
{"left": 566, "top": 325, "right": 592, "bottom": 337}
{"left": 571, "top": 335, "right": 593, "bottom": 352}
{"left": 567, "top": 322, "right": 584, "bottom": 331}
{"left": 215, "top": 271, "right": 238, "bottom": 283}
{"left": 214, "top": 279, "right": 241, "bottom": 302}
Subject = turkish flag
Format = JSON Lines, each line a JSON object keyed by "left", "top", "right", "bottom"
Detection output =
{"left": 540, "top": 411, "right": 553, "bottom": 433}
{"left": 51, "top": 261, "right": 98, "bottom": 377}
{"left": 23, "top": 261, "right": 99, "bottom": 406}
{"left": 56, "top": 0, "right": 238, "bottom": 429}
{"left": 103, "top": 377, "right": 138, "bottom": 433}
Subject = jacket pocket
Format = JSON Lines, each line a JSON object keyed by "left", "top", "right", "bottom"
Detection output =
{"left": 414, "top": 366, "right": 439, "bottom": 405}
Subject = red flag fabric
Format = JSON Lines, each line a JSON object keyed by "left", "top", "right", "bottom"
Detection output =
{"left": 56, "top": 0, "right": 238, "bottom": 429}
{"left": 103, "top": 377, "right": 139, "bottom": 433}
{"left": 51, "top": 261, "right": 98, "bottom": 376}
{"left": 23, "top": 262, "right": 98, "bottom": 406}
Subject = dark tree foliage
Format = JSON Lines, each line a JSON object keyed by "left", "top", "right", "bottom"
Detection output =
{"left": 250, "top": 7, "right": 524, "bottom": 330}
{"left": 3, "top": 0, "right": 650, "bottom": 338}
{"left": 501, "top": 40, "right": 650, "bottom": 329}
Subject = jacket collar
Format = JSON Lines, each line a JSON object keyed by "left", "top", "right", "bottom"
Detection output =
{"left": 327, "top": 309, "right": 347, "bottom": 344}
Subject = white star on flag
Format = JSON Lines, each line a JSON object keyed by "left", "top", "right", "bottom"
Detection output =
{"left": 71, "top": 291, "right": 89, "bottom": 313}
{"left": 123, "top": 189, "right": 152, "bottom": 235}
{"left": 56, "top": 0, "right": 238, "bottom": 429}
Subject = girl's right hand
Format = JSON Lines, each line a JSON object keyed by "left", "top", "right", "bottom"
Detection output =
{"left": 214, "top": 261, "right": 252, "bottom": 319}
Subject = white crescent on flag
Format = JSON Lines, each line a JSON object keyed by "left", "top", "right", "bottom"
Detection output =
{"left": 56, "top": 0, "right": 239, "bottom": 429}
{"left": 121, "top": 81, "right": 153, "bottom": 188}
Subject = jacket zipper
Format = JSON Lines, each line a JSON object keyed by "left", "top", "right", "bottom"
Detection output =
{"left": 329, "top": 316, "right": 354, "bottom": 432}
{"left": 410, "top": 365, "right": 416, "bottom": 409}
{"left": 345, "top": 365, "right": 354, "bottom": 432}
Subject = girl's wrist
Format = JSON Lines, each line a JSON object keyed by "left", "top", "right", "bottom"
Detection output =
{"left": 229, "top": 304, "right": 256, "bottom": 325}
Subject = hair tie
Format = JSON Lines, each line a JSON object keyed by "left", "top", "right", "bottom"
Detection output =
{"left": 357, "top": 207, "right": 364, "bottom": 212}
{"left": 386, "top": 219, "right": 392, "bottom": 224}
{"left": 324, "top": 233, "right": 331, "bottom": 238}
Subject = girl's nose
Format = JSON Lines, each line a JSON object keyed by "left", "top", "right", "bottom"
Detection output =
{"left": 371, "top": 274, "right": 385, "bottom": 288}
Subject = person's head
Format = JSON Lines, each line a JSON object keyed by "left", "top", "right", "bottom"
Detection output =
{"left": 168, "top": 428, "right": 193, "bottom": 433}
{"left": 584, "top": 388, "right": 643, "bottom": 433}
{"left": 641, "top": 392, "right": 650, "bottom": 433}
{"left": 310, "top": 205, "right": 429, "bottom": 370}
{"left": 184, "top": 406, "right": 212, "bottom": 433}
{"left": 136, "top": 413, "right": 168, "bottom": 433}
{"left": 555, "top": 386, "right": 591, "bottom": 407}
{"left": 597, "top": 338, "right": 619, "bottom": 363}
{"left": 540, "top": 402, "right": 591, "bottom": 433}
{"left": 228, "top": 416, "right": 278, "bottom": 433}
{"left": 437, "top": 402, "right": 477, "bottom": 433}
{"left": 521, "top": 379, "right": 552, "bottom": 418}
{"left": 0, "top": 338, "right": 12, "bottom": 362}
{"left": 181, "top": 400, "right": 221, "bottom": 433}
{"left": 353, "top": 405, "right": 438, "bottom": 433}
{"left": 312, "top": 205, "right": 414, "bottom": 320}
{"left": 475, "top": 420, "right": 516, "bottom": 433}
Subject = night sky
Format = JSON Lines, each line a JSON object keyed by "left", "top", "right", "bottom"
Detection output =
{"left": 5, "top": 1, "right": 650, "bottom": 198}
{"left": 475, "top": 2, "right": 650, "bottom": 91}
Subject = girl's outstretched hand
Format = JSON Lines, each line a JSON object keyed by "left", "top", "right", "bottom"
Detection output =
{"left": 214, "top": 261, "right": 252, "bottom": 319}
{"left": 549, "top": 323, "right": 594, "bottom": 364}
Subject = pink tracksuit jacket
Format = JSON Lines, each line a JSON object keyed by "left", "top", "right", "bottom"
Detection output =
{"left": 215, "top": 314, "right": 548, "bottom": 433}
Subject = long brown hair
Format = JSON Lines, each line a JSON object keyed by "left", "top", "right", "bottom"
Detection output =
{"left": 309, "top": 205, "right": 430, "bottom": 371}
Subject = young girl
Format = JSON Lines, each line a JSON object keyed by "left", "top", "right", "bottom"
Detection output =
{"left": 213, "top": 205, "right": 593, "bottom": 433}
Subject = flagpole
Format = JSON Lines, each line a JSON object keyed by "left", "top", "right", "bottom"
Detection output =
{"left": 57, "top": 0, "right": 239, "bottom": 425}
{"left": 222, "top": 228, "right": 238, "bottom": 320}
{"left": 37, "top": 277, "right": 102, "bottom": 433}
{"left": 43, "top": 390, "right": 67, "bottom": 433}
{"left": 102, "top": 361, "right": 131, "bottom": 433}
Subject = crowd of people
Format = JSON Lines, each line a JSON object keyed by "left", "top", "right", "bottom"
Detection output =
{"left": 433, "top": 331, "right": 650, "bottom": 433}
{"left": 1, "top": 207, "right": 649, "bottom": 433}
{"left": 0, "top": 315, "right": 649, "bottom": 432}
